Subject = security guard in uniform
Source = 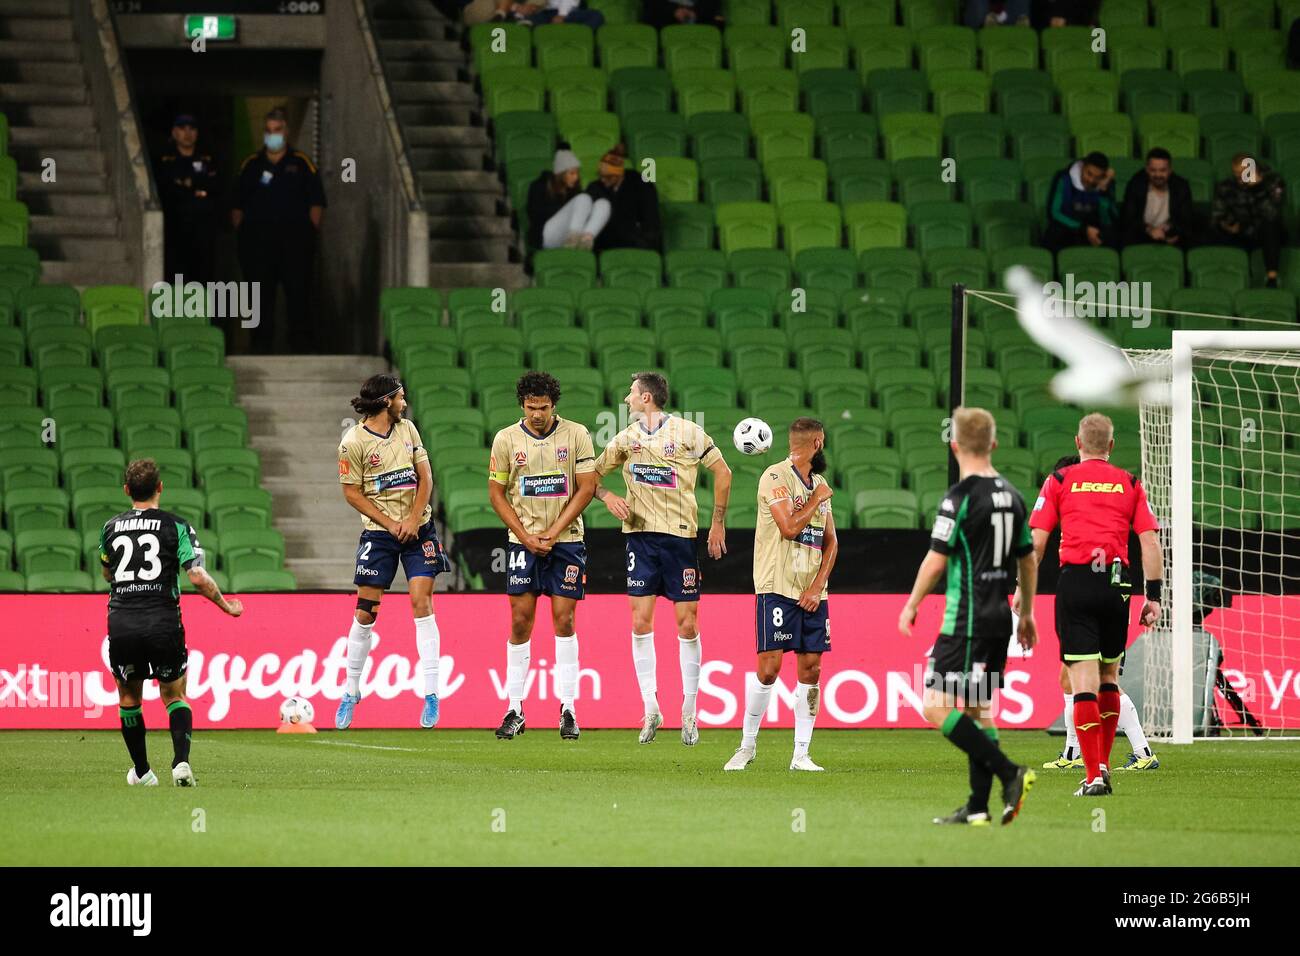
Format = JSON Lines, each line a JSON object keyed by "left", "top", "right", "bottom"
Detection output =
{"left": 156, "top": 113, "right": 220, "bottom": 285}
{"left": 232, "top": 107, "right": 326, "bottom": 353}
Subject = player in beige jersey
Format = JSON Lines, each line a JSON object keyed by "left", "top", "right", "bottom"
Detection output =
{"left": 592, "top": 371, "right": 732, "bottom": 745}
{"left": 725, "top": 418, "right": 839, "bottom": 773}
{"left": 335, "top": 374, "right": 451, "bottom": 731}
{"left": 488, "top": 372, "right": 598, "bottom": 741}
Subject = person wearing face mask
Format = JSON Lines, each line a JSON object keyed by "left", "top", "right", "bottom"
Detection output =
{"left": 155, "top": 113, "right": 221, "bottom": 286}
{"left": 525, "top": 148, "right": 610, "bottom": 250}
{"left": 1042, "top": 151, "right": 1119, "bottom": 253}
{"left": 1120, "top": 148, "right": 1197, "bottom": 249}
{"left": 582, "top": 144, "right": 661, "bottom": 252}
{"left": 232, "top": 107, "right": 326, "bottom": 353}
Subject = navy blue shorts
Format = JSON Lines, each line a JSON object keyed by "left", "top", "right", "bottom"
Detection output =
{"left": 625, "top": 531, "right": 700, "bottom": 602}
{"left": 505, "top": 541, "right": 587, "bottom": 599}
{"left": 354, "top": 519, "right": 451, "bottom": 589}
{"left": 755, "top": 593, "right": 831, "bottom": 654}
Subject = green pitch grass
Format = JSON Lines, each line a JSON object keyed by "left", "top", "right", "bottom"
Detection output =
{"left": 2, "top": 729, "right": 1297, "bottom": 866}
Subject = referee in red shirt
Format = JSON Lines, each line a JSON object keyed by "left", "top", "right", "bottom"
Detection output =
{"left": 1021, "top": 413, "right": 1163, "bottom": 796}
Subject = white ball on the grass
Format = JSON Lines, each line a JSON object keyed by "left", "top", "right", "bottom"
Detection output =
{"left": 733, "top": 417, "right": 774, "bottom": 456}
{"left": 279, "top": 696, "right": 313, "bottom": 725}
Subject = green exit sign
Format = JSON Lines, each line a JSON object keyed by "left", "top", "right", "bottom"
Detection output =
{"left": 184, "top": 14, "right": 236, "bottom": 40}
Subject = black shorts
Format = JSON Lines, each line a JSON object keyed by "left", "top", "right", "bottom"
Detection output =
{"left": 1055, "top": 564, "right": 1131, "bottom": 665}
{"left": 924, "top": 631, "right": 1008, "bottom": 706}
{"left": 108, "top": 610, "right": 188, "bottom": 683}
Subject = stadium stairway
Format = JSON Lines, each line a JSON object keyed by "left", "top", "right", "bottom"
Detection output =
{"left": 368, "top": 0, "right": 528, "bottom": 291}
{"left": 231, "top": 355, "right": 390, "bottom": 591}
{"left": 0, "top": 0, "right": 133, "bottom": 288}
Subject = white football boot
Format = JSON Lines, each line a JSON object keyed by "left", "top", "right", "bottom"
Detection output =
{"left": 172, "top": 762, "right": 196, "bottom": 787}
{"left": 724, "top": 746, "right": 755, "bottom": 771}
{"left": 638, "top": 711, "right": 662, "bottom": 744}
{"left": 789, "top": 754, "right": 825, "bottom": 772}
{"left": 127, "top": 768, "right": 158, "bottom": 786}
{"left": 681, "top": 713, "right": 699, "bottom": 746}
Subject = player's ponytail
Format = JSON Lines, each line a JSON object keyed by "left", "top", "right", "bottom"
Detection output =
{"left": 352, "top": 373, "right": 402, "bottom": 417}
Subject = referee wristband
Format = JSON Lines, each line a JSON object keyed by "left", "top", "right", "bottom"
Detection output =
{"left": 1146, "top": 579, "right": 1162, "bottom": 602}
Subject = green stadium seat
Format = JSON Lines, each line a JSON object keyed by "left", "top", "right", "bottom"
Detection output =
{"left": 993, "top": 69, "right": 1055, "bottom": 118}
{"left": 531, "top": 328, "right": 591, "bottom": 368}
{"left": 753, "top": 113, "right": 815, "bottom": 165}
{"left": 493, "top": 111, "right": 555, "bottom": 169}
{"left": 1041, "top": 27, "right": 1101, "bottom": 77}
{"left": 688, "top": 110, "right": 751, "bottom": 163}
{"left": 736, "top": 68, "right": 800, "bottom": 119}
{"left": 587, "top": 0, "right": 639, "bottom": 24}
{"left": 97, "top": 326, "right": 158, "bottom": 375}
{"left": 728, "top": 248, "right": 791, "bottom": 296}
{"left": 1265, "top": 113, "right": 1300, "bottom": 168}
{"left": 794, "top": 329, "right": 856, "bottom": 374}
{"left": 868, "top": 68, "right": 929, "bottom": 115}
{"left": 60, "top": 447, "right": 123, "bottom": 496}
{"left": 469, "top": 22, "right": 531, "bottom": 74}
{"left": 1137, "top": 111, "right": 1200, "bottom": 159}
{"left": 724, "top": 24, "right": 787, "bottom": 72}
{"left": 482, "top": 67, "right": 546, "bottom": 117}
{"left": 230, "top": 569, "right": 296, "bottom": 592}
{"left": 184, "top": 406, "right": 249, "bottom": 455}
{"left": 196, "top": 448, "right": 261, "bottom": 491}
{"left": 731, "top": 329, "right": 790, "bottom": 379}
{"left": 701, "top": 157, "right": 763, "bottom": 205}
{"left": 843, "top": 286, "right": 906, "bottom": 331}
{"left": 962, "top": 157, "right": 1023, "bottom": 208}
{"left": 118, "top": 407, "right": 182, "bottom": 450}
{"left": 674, "top": 67, "right": 737, "bottom": 120}
{"left": 810, "top": 367, "right": 871, "bottom": 410}
{"left": 1188, "top": 245, "right": 1250, "bottom": 293}
{"left": 578, "top": 287, "right": 642, "bottom": 327}
{"left": 69, "top": 486, "right": 124, "bottom": 533}
{"left": 221, "top": 528, "right": 286, "bottom": 575}
{"left": 776, "top": 0, "right": 834, "bottom": 28}
{"left": 0, "top": 247, "right": 40, "bottom": 288}
{"left": 601, "top": 248, "right": 663, "bottom": 292}
{"left": 664, "top": 248, "right": 729, "bottom": 295}
{"left": 0, "top": 405, "right": 47, "bottom": 450}
{"left": 205, "top": 488, "right": 273, "bottom": 537}
{"left": 169, "top": 366, "right": 232, "bottom": 419}
{"left": 874, "top": 366, "right": 938, "bottom": 414}
{"left": 1232, "top": 30, "right": 1287, "bottom": 91}
{"left": 1008, "top": 113, "right": 1071, "bottom": 160}
{"left": 17, "top": 284, "right": 80, "bottom": 332}
{"left": 930, "top": 68, "right": 991, "bottom": 118}
{"left": 0, "top": 324, "right": 24, "bottom": 366}
{"left": 1058, "top": 69, "right": 1120, "bottom": 118}
{"left": 645, "top": 286, "right": 709, "bottom": 329}
{"left": 777, "top": 286, "right": 840, "bottom": 332}
{"left": 901, "top": 0, "right": 956, "bottom": 28}
{"left": 597, "top": 24, "right": 658, "bottom": 73}
{"left": 5, "top": 486, "right": 68, "bottom": 533}
{"left": 845, "top": 201, "right": 908, "bottom": 254}
{"left": 796, "top": 247, "right": 859, "bottom": 293}
{"left": 716, "top": 201, "right": 778, "bottom": 255}
{"left": 25, "top": 570, "right": 91, "bottom": 593}
{"left": 661, "top": 24, "right": 722, "bottom": 73}
{"left": 1058, "top": 246, "right": 1122, "bottom": 285}
{"left": 1200, "top": 113, "right": 1262, "bottom": 171}
{"left": 1117, "top": 71, "right": 1181, "bottom": 125}
{"left": 627, "top": 112, "right": 689, "bottom": 163}
{"left": 1071, "top": 112, "right": 1134, "bottom": 159}
{"left": 1122, "top": 243, "right": 1185, "bottom": 306}
{"left": 0, "top": 364, "right": 36, "bottom": 406}
{"left": 979, "top": 24, "right": 1039, "bottom": 76}
{"left": 854, "top": 489, "right": 919, "bottom": 528}
{"left": 660, "top": 201, "right": 715, "bottom": 250}
{"left": 0, "top": 446, "right": 56, "bottom": 496}
{"left": 1169, "top": 26, "right": 1231, "bottom": 77}
{"left": 916, "top": 25, "right": 976, "bottom": 74}
{"left": 56, "top": 406, "right": 113, "bottom": 451}
{"left": 534, "top": 23, "right": 594, "bottom": 72}
{"left": 40, "top": 366, "right": 102, "bottom": 412}
{"left": 533, "top": 249, "right": 597, "bottom": 290}
{"left": 711, "top": 287, "right": 775, "bottom": 335}
{"left": 850, "top": 25, "right": 913, "bottom": 81}
{"left": 909, "top": 201, "right": 973, "bottom": 256}
{"left": 817, "top": 112, "right": 879, "bottom": 164}
{"left": 831, "top": 158, "right": 893, "bottom": 206}
{"left": 1234, "top": 289, "right": 1298, "bottom": 325}
{"left": 944, "top": 114, "right": 1005, "bottom": 164}
{"left": 609, "top": 67, "right": 672, "bottom": 120}
{"left": 160, "top": 324, "right": 224, "bottom": 369}
{"left": 781, "top": 200, "right": 842, "bottom": 259}
{"left": 511, "top": 287, "right": 576, "bottom": 337}
{"left": 547, "top": 67, "right": 608, "bottom": 116}
{"left": 791, "top": 26, "right": 849, "bottom": 74}
{"left": 1109, "top": 27, "right": 1168, "bottom": 76}
{"left": 0, "top": 199, "right": 30, "bottom": 247}
{"left": 1183, "top": 69, "right": 1245, "bottom": 117}
{"left": 801, "top": 69, "right": 862, "bottom": 118}
{"left": 859, "top": 246, "right": 923, "bottom": 290}
{"left": 926, "top": 248, "right": 989, "bottom": 288}
{"left": 28, "top": 325, "right": 91, "bottom": 371}
{"left": 127, "top": 448, "right": 191, "bottom": 489}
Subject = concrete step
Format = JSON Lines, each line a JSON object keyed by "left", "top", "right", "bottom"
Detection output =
{"left": 10, "top": 145, "right": 105, "bottom": 173}
{"left": 372, "top": 19, "right": 453, "bottom": 41}
{"left": 428, "top": 262, "right": 528, "bottom": 290}
{"left": 0, "top": 16, "right": 75, "bottom": 41}
{"left": 39, "top": 259, "right": 135, "bottom": 287}
{"left": 19, "top": 191, "right": 117, "bottom": 217}
{"left": 280, "top": 529, "right": 368, "bottom": 560}
{"left": 0, "top": 39, "right": 78, "bottom": 60}
{"left": 396, "top": 103, "right": 478, "bottom": 126}
{"left": 383, "top": 61, "right": 464, "bottom": 83}
{"left": 19, "top": 170, "right": 109, "bottom": 193}
{"left": 8, "top": 124, "right": 98, "bottom": 148}
{"left": 417, "top": 169, "right": 500, "bottom": 193}
{"left": 28, "top": 214, "right": 120, "bottom": 237}
{"left": 390, "top": 81, "right": 477, "bottom": 105}
{"left": 240, "top": 395, "right": 361, "bottom": 420}
{"left": 428, "top": 237, "right": 515, "bottom": 263}
{"left": 250, "top": 417, "right": 368, "bottom": 440}
{"left": 427, "top": 214, "right": 513, "bottom": 238}
{"left": 378, "top": 38, "right": 464, "bottom": 62}
{"left": 422, "top": 191, "right": 503, "bottom": 216}
{"left": 29, "top": 235, "right": 128, "bottom": 261}
{"left": 234, "top": 378, "right": 378, "bottom": 402}
{"left": 409, "top": 146, "right": 487, "bottom": 171}
{"left": 3, "top": 103, "right": 93, "bottom": 125}
{"left": 228, "top": 354, "right": 389, "bottom": 384}
{"left": 0, "top": 61, "right": 84, "bottom": 85}
{"left": 272, "top": 485, "right": 354, "bottom": 519}
{"left": 403, "top": 124, "right": 488, "bottom": 148}
{"left": 0, "top": 0, "right": 72, "bottom": 15}
{"left": 0, "top": 82, "right": 87, "bottom": 104}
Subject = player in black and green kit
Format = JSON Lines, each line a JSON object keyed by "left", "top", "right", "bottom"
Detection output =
{"left": 899, "top": 408, "right": 1039, "bottom": 826}
{"left": 100, "top": 459, "right": 243, "bottom": 787}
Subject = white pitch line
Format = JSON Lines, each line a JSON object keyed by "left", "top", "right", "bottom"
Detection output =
{"left": 311, "top": 740, "right": 424, "bottom": 753}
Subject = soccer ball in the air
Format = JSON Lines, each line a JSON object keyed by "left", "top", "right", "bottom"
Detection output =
{"left": 279, "top": 696, "right": 314, "bottom": 725}
{"left": 733, "top": 417, "right": 773, "bottom": 456}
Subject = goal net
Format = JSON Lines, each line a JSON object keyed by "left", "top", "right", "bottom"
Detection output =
{"left": 956, "top": 286, "right": 1300, "bottom": 741}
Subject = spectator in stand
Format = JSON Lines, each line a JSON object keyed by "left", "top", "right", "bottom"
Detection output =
{"left": 645, "top": 0, "right": 724, "bottom": 29}
{"left": 1032, "top": 0, "right": 1096, "bottom": 27}
{"left": 584, "top": 145, "right": 661, "bottom": 252}
{"left": 1209, "top": 153, "right": 1288, "bottom": 289}
{"left": 1043, "top": 151, "right": 1119, "bottom": 253}
{"left": 1120, "top": 147, "right": 1198, "bottom": 249}
{"left": 155, "top": 113, "right": 221, "bottom": 286}
{"left": 526, "top": 148, "right": 610, "bottom": 250}
{"left": 489, "top": 0, "right": 604, "bottom": 27}
{"left": 965, "top": 0, "right": 1031, "bottom": 28}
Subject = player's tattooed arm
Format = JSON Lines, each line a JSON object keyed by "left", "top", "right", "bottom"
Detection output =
{"left": 706, "top": 457, "right": 731, "bottom": 559}
{"left": 186, "top": 566, "right": 243, "bottom": 617}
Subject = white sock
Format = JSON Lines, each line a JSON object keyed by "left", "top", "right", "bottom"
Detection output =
{"left": 793, "top": 682, "right": 819, "bottom": 759}
{"left": 345, "top": 618, "right": 373, "bottom": 697}
{"left": 506, "top": 639, "right": 530, "bottom": 712}
{"left": 1118, "top": 692, "right": 1151, "bottom": 756}
{"left": 1062, "top": 693, "right": 1077, "bottom": 757}
{"left": 632, "top": 631, "right": 659, "bottom": 715}
{"left": 414, "top": 613, "right": 440, "bottom": 697}
{"left": 678, "top": 634, "right": 701, "bottom": 718}
{"left": 742, "top": 680, "right": 773, "bottom": 750}
{"left": 555, "top": 634, "right": 579, "bottom": 711}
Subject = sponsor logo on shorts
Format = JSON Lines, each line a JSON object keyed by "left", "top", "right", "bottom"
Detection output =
{"left": 564, "top": 564, "right": 580, "bottom": 585}
{"left": 355, "top": 566, "right": 380, "bottom": 577}
{"left": 771, "top": 630, "right": 792, "bottom": 642}
{"left": 627, "top": 578, "right": 647, "bottom": 588}
{"left": 682, "top": 568, "right": 697, "bottom": 588}
{"left": 508, "top": 574, "right": 532, "bottom": 586}
{"left": 556, "top": 446, "right": 569, "bottom": 463}
{"left": 422, "top": 540, "right": 438, "bottom": 560}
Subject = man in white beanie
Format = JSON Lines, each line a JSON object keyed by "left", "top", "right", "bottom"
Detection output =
{"left": 526, "top": 148, "right": 611, "bottom": 250}
{"left": 491, "top": 0, "right": 604, "bottom": 27}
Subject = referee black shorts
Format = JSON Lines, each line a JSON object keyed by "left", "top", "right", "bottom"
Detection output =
{"left": 1055, "top": 564, "right": 1131, "bottom": 666}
